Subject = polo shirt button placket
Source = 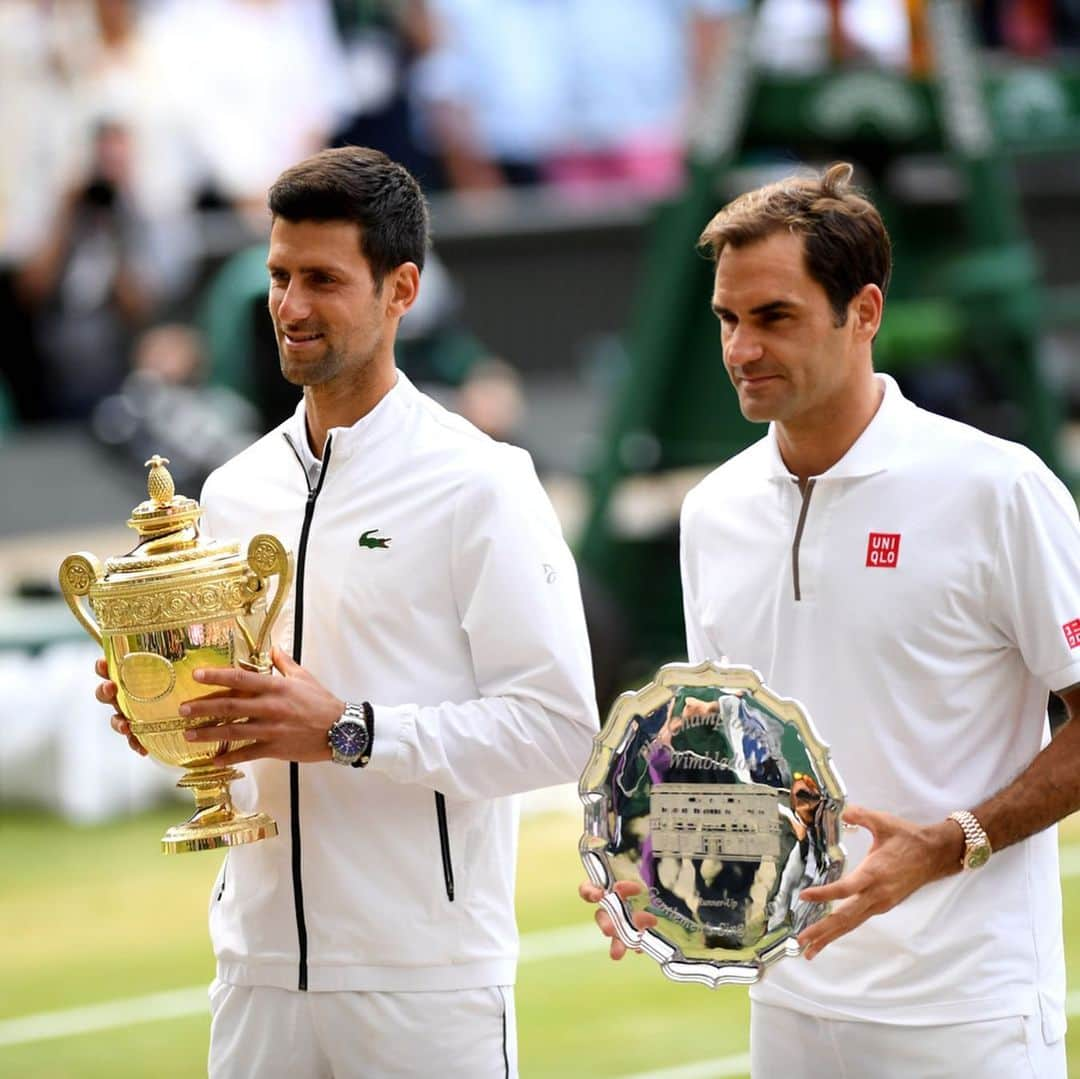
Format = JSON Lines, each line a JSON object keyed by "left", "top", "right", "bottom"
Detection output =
{"left": 791, "top": 479, "right": 821, "bottom": 604}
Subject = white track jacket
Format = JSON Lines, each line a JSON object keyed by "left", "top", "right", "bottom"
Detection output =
{"left": 199, "top": 373, "right": 598, "bottom": 993}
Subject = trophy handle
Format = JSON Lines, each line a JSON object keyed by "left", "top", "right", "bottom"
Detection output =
{"left": 243, "top": 535, "right": 293, "bottom": 668}
{"left": 58, "top": 553, "right": 105, "bottom": 647}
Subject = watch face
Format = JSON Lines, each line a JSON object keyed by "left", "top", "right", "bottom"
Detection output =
{"left": 966, "top": 845, "right": 990, "bottom": 870}
{"left": 330, "top": 719, "right": 368, "bottom": 758}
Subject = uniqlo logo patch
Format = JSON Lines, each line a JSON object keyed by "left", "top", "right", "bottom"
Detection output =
{"left": 866, "top": 532, "right": 901, "bottom": 568}
{"left": 1064, "top": 620, "right": 1080, "bottom": 649}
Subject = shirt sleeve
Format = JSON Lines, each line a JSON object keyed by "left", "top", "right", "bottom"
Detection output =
{"left": 988, "top": 462, "right": 1080, "bottom": 694}
{"left": 366, "top": 449, "right": 599, "bottom": 800}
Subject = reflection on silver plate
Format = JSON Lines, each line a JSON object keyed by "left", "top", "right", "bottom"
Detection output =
{"left": 580, "top": 659, "right": 846, "bottom": 987}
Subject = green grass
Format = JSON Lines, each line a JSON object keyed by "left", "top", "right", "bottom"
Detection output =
{"left": 3, "top": 805, "right": 1080, "bottom": 1077}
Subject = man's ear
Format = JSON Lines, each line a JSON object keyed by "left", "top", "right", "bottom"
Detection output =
{"left": 851, "top": 283, "right": 884, "bottom": 342}
{"left": 385, "top": 262, "right": 420, "bottom": 319}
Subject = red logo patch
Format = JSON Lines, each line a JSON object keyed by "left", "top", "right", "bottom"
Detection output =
{"left": 1064, "top": 620, "right": 1080, "bottom": 649}
{"left": 866, "top": 532, "right": 901, "bottom": 568}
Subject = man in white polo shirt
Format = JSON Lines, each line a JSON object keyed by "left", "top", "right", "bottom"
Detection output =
{"left": 585, "top": 161, "right": 1080, "bottom": 1077}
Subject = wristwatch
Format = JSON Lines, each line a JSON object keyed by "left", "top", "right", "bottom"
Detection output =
{"left": 328, "top": 702, "right": 373, "bottom": 768}
{"left": 948, "top": 809, "right": 992, "bottom": 870}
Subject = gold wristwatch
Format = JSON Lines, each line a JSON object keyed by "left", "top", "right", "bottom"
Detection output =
{"left": 948, "top": 809, "right": 992, "bottom": 870}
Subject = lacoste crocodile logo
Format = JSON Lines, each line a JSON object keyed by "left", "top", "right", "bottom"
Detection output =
{"left": 358, "top": 529, "right": 392, "bottom": 550}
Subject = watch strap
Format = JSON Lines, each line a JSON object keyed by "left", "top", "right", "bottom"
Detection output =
{"left": 351, "top": 701, "right": 374, "bottom": 769}
{"left": 947, "top": 809, "right": 991, "bottom": 870}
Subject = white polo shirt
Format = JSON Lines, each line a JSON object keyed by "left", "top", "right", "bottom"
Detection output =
{"left": 680, "top": 374, "right": 1080, "bottom": 1035}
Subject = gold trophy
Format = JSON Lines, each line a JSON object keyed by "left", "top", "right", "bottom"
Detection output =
{"left": 59, "top": 455, "right": 292, "bottom": 854}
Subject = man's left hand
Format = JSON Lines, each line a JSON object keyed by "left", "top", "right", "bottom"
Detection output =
{"left": 180, "top": 647, "right": 344, "bottom": 765}
{"left": 796, "top": 803, "right": 962, "bottom": 960}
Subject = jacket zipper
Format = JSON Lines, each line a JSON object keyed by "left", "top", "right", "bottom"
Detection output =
{"left": 435, "top": 792, "right": 456, "bottom": 902}
{"left": 791, "top": 479, "right": 816, "bottom": 602}
{"left": 216, "top": 858, "right": 227, "bottom": 902}
{"left": 283, "top": 432, "right": 334, "bottom": 991}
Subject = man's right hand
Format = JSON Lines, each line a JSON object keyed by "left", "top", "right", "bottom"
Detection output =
{"left": 94, "top": 657, "right": 147, "bottom": 756}
{"left": 578, "top": 879, "right": 657, "bottom": 960}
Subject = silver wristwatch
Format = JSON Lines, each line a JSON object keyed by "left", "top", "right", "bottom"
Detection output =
{"left": 327, "top": 702, "right": 373, "bottom": 767}
{"left": 948, "top": 809, "right": 992, "bottom": 870}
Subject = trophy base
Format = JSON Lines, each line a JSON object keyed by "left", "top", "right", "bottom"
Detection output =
{"left": 161, "top": 810, "right": 278, "bottom": 854}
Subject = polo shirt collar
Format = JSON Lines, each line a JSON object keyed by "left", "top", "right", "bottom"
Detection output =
{"left": 765, "top": 373, "right": 914, "bottom": 482}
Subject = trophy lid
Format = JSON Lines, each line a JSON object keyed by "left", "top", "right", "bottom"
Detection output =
{"left": 127, "top": 456, "right": 201, "bottom": 536}
{"left": 103, "top": 455, "right": 238, "bottom": 576}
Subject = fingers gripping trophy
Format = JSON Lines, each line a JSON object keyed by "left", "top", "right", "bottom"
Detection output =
{"left": 59, "top": 456, "right": 292, "bottom": 853}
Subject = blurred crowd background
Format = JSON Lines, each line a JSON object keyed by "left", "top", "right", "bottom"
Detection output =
{"left": 4, "top": 0, "right": 1078, "bottom": 440}
{"left": 3, "top": 0, "right": 1080, "bottom": 820}
{"left": 1, "top": 0, "right": 756, "bottom": 439}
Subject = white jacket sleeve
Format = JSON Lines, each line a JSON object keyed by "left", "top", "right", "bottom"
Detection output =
{"left": 366, "top": 450, "right": 599, "bottom": 800}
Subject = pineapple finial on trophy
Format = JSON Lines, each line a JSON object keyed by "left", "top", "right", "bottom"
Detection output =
{"left": 145, "top": 455, "right": 175, "bottom": 506}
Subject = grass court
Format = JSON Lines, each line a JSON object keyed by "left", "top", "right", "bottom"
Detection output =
{"left": 4, "top": 803, "right": 1080, "bottom": 1077}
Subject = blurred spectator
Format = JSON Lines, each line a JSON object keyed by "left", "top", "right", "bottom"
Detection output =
{"left": 44, "top": 0, "right": 198, "bottom": 220}
{"left": 0, "top": 2, "right": 78, "bottom": 264}
{"left": 548, "top": 0, "right": 748, "bottom": 200}
{"left": 330, "top": 0, "right": 444, "bottom": 191}
{"left": 91, "top": 322, "right": 261, "bottom": 493}
{"left": 15, "top": 118, "right": 197, "bottom": 420}
{"left": 0, "top": 1, "right": 81, "bottom": 421}
{"left": 411, "top": 0, "right": 568, "bottom": 191}
{"left": 1, "top": 0, "right": 199, "bottom": 422}
{"left": 143, "top": 0, "right": 354, "bottom": 215}
{"left": 411, "top": 1, "right": 750, "bottom": 200}
{"left": 753, "top": 0, "right": 911, "bottom": 73}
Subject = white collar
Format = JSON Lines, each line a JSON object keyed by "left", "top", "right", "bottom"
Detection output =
{"left": 286, "top": 371, "right": 417, "bottom": 469}
{"left": 765, "top": 373, "right": 915, "bottom": 483}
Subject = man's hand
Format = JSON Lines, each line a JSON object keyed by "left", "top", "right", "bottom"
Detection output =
{"left": 578, "top": 879, "right": 658, "bottom": 960}
{"left": 796, "top": 804, "right": 963, "bottom": 960}
{"left": 94, "top": 657, "right": 147, "bottom": 756}
{"left": 180, "top": 647, "right": 344, "bottom": 766}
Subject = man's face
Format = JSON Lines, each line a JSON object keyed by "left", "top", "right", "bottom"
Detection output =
{"left": 267, "top": 218, "right": 386, "bottom": 389}
{"left": 711, "top": 230, "right": 862, "bottom": 428}
{"left": 791, "top": 775, "right": 821, "bottom": 825}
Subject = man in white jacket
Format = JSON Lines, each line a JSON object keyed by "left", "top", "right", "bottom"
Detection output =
{"left": 97, "top": 145, "right": 598, "bottom": 1077}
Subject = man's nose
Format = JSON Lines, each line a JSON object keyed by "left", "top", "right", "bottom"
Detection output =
{"left": 275, "top": 282, "right": 311, "bottom": 324}
{"left": 724, "top": 325, "right": 764, "bottom": 368}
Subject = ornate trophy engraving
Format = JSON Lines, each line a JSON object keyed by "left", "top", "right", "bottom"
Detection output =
{"left": 580, "top": 660, "right": 845, "bottom": 986}
{"left": 59, "top": 456, "right": 292, "bottom": 853}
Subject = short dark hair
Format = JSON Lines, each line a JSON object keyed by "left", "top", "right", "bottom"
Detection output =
{"left": 268, "top": 146, "right": 430, "bottom": 284}
{"left": 698, "top": 162, "right": 891, "bottom": 326}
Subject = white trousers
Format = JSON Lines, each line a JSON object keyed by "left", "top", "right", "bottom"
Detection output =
{"left": 750, "top": 1000, "right": 1065, "bottom": 1079}
{"left": 208, "top": 981, "right": 518, "bottom": 1079}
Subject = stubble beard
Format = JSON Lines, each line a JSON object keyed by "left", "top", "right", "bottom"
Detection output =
{"left": 734, "top": 380, "right": 788, "bottom": 425}
{"left": 278, "top": 342, "right": 345, "bottom": 388}
{"left": 276, "top": 310, "right": 386, "bottom": 390}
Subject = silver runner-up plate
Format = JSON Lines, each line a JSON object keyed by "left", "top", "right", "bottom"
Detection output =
{"left": 580, "top": 659, "right": 846, "bottom": 987}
